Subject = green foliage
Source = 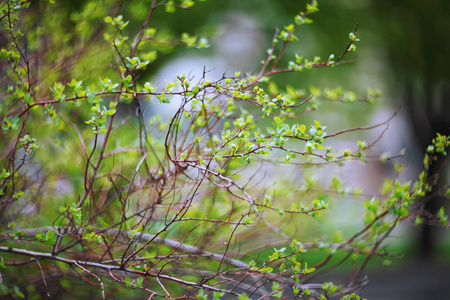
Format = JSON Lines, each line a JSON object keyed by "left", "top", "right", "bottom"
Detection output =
{"left": 0, "top": 0, "right": 448, "bottom": 299}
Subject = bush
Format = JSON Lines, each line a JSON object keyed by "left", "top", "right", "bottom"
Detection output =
{"left": 0, "top": 0, "right": 448, "bottom": 299}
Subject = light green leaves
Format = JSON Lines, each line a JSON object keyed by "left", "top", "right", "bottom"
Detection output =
{"left": 348, "top": 32, "right": 359, "bottom": 42}
{"left": 242, "top": 215, "right": 252, "bottom": 225}
{"left": 142, "top": 82, "right": 157, "bottom": 93}
{"left": 126, "top": 57, "right": 149, "bottom": 70}
{"left": 50, "top": 82, "right": 66, "bottom": 101}
{"left": 295, "top": 15, "right": 313, "bottom": 25}
{"left": 181, "top": 32, "right": 209, "bottom": 48}
{"left": 306, "top": 2, "right": 319, "bottom": 13}
{"left": 181, "top": 32, "right": 197, "bottom": 48}
{"left": 100, "top": 77, "right": 119, "bottom": 92}
{"left": 122, "top": 74, "right": 133, "bottom": 88}
{"left": 308, "top": 120, "right": 327, "bottom": 150}
{"left": 8, "top": 222, "right": 25, "bottom": 240}
{"left": 322, "top": 282, "right": 339, "bottom": 295}
{"left": 2, "top": 1, "right": 449, "bottom": 299}
{"left": 104, "top": 15, "right": 129, "bottom": 31}
{"left": 238, "top": 294, "right": 249, "bottom": 300}
{"left": 86, "top": 101, "right": 116, "bottom": 134}
{"left": 348, "top": 31, "right": 359, "bottom": 51}
{"left": 19, "top": 135, "right": 40, "bottom": 154}
{"left": 34, "top": 229, "right": 55, "bottom": 242}
{"left": 124, "top": 276, "right": 143, "bottom": 288}
{"left": 438, "top": 207, "right": 448, "bottom": 226}
{"left": 67, "top": 79, "right": 86, "bottom": 97}
{"left": 1, "top": 116, "right": 20, "bottom": 131}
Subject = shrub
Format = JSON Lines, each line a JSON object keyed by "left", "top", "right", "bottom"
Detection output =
{"left": 0, "top": 0, "right": 448, "bottom": 299}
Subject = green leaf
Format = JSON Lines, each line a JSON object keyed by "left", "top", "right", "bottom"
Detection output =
{"left": 13, "top": 285, "right": 25, "bottom": 299}
{"left": 136, "top": 276, "right": 143, "bottom": 287}
{"left": 242, "top": 215, "right": 252, "bottom": 225}
{"left": 238, "top": 294, "right": 249, "bottom": 300}
{"left": 46, "top": 229, "right": 55, "bottom": 240}
{"left": 415, "top": 216, "right": 424, "bottom": 226}
{"left": 437, "top": 207, "right": 448, "bottom": 226}
{"left": 104, "top": 16, "right": 113, "bottom": 24}
{"left": 196, "top": 289, "right": 207, "bottom": 300}
{"left": 306, "top": 2, "right": 319, "bottom": 13}
{"left": 124, "top": 276, "right": 131, "bottom": 287}
{"left": 181, "top": 32, "right": 197, "bottom": 47}
{"left": 380, "top": 178, "right": 393, "bottom": 194}
{"left": 393, "top": 161, "right": 405, "bottom": 175}
{"left": 398, "top": 207, "right": 409, "bottom": 218}
{"left": 213, "top": 291, "right": 225, "bottom": 300}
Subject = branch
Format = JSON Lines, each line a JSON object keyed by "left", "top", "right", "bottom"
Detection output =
{"left": 12, "top": 227, "right": 250, "bottom": 269}
{"left": 0, "top": 246, "right": 240, "bottom": 296}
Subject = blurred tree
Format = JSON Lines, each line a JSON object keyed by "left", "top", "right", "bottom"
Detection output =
{"left": 368, "top": 0, "right": 450, "bottom": 258}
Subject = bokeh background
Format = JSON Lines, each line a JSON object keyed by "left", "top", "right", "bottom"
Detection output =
{"left": 10, "top": 0, "right": 450, "bottom": 298}
{"left": 149, "top": 1, "right": 450, "bottom": 298}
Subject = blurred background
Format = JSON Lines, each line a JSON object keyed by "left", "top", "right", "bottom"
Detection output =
{"left": 15, "top": 0, "right": 450, "bottom": 298}
{"left": 150, "top": 1, "right": 450, "bottom": 298}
